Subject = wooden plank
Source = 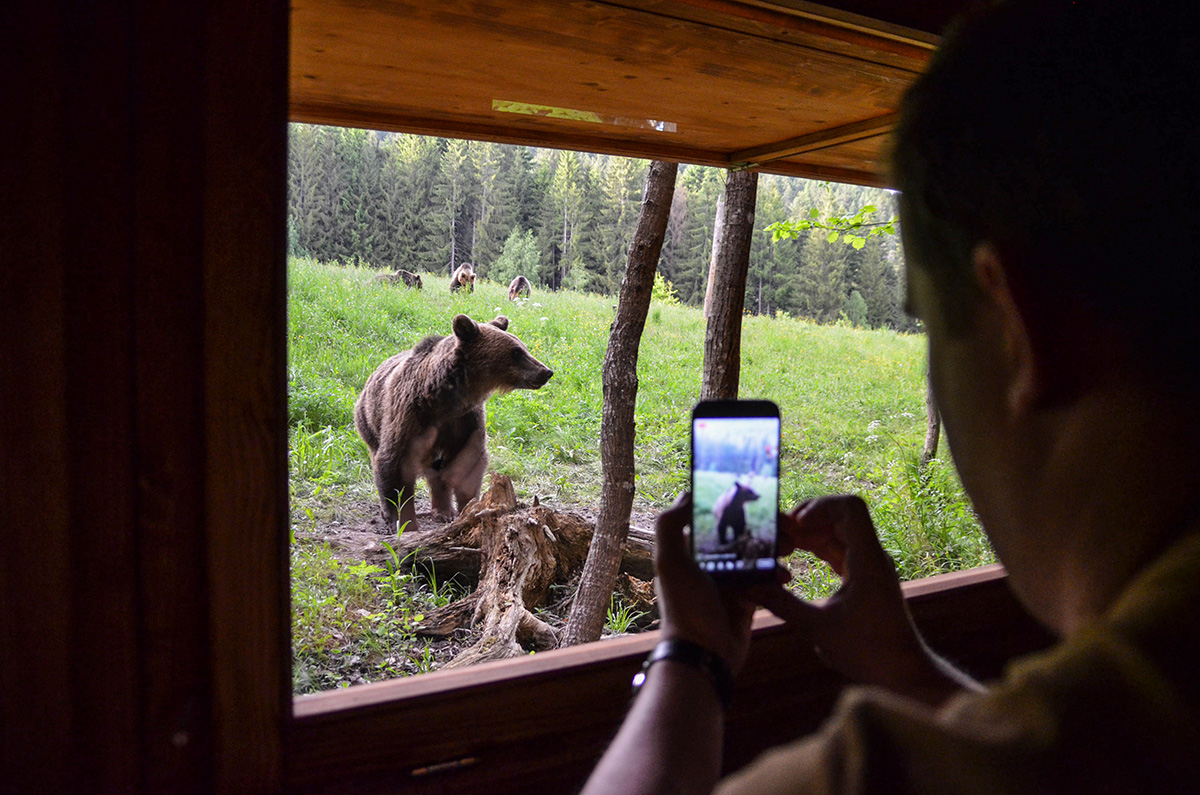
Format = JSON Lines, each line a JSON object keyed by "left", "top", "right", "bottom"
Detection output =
{"left": 1, "top": 6, "right": 76, "bottom": 790}
{"left": 287, "top": 103, "right": 888, "bottom": 187}
{"left": 730, "top": 112, "right": 899, "bottom": 166}
{"left": 63, "top": 3, "right": 141, "bottom": 788}
{"left": 659, "top": 0, "right": 939, "bottom": 58}
{"left": 1, "top": 3, "right": 142, "bottom": 791}
{"left": 289, "top": 0, "right": 924, "bottom": 183}
{"left": 200, "top": 0, "right": 292, "bottom": 791}
{"left": 286, "top": 566, "right": 1054, "bottom": 793}
{"left": 131, "top": 3, "right": 218, "bottom": 789}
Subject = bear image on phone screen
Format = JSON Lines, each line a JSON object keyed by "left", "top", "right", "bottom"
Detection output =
{"left": 692, "top": 417, "right": 779, "bottom": 565}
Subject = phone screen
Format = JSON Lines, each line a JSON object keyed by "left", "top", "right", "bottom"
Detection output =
{"left": 691, "top": 400, "right": 780, "bottom": 580}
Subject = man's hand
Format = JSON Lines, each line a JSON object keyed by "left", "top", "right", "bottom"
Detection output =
{"left": 580, "top": 493, "right": 755, "bottom": 795}
{"left": 753, "top": 495, "right": 981, "bottom": 707}
{"left": 654, "top": 493, "right": 756, "bottom": 674}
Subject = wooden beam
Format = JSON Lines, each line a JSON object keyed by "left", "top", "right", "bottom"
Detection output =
{"left": 729, "top": 112, "right": 899, "bottom": 167}
{"left": 666, "top": 0, "right": 940, "bottom": 57}
{"left": 286, "top": 565, "right": 1053, "bottom": 793}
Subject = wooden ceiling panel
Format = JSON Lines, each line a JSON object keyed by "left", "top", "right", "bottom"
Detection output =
{"left": 290, "top": 1, "right": 950, "bottom": 186}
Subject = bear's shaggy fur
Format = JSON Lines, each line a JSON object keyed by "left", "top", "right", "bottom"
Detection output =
{"left": 374, "top": 269, "right": 423, "bottom": 289}
{"left": 712, "top": 481, "right": 760, "bottom": 545}
{"left": 354, "top": 314, "right": 552, "bottom": 531}
{"left": 507, "top": 275, "right": 532, "bottom": 301}
{"left": 449, "top": 263, "right": 476, "bottom": 293}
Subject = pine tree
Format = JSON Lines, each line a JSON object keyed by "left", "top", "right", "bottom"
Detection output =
{"left": 589, "top": 156, "right": 649, "bottom": 293}
{"left": 550, "top": 150, "right": 586, "bottom": 288}
{"left": 467, "top": 141, "right": 519, "bottom": 276}
{"left": 430, "top": 138, "right": 474, "bottom": 273}
{"left": 381, "top": 134, "right": 443, "bottom": 272}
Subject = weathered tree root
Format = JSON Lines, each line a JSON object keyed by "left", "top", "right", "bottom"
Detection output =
{"left": 413, "top": 474, "right": 649, "bottom": 667}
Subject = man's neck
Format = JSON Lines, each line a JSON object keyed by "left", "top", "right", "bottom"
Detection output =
{"left": 1002, "top": 379, "right": 1200, "bottom": 636}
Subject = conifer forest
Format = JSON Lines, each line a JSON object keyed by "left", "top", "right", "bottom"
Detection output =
{"left": 288, "top": 123, "right": 918, "bottom": 331}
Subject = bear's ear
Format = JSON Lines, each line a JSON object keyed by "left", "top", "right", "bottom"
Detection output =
{"left": 452, "top": 314, "right": 480, "bottom": 342}
{"left": 489, "top": 316, "right": 510, "bottom": 331}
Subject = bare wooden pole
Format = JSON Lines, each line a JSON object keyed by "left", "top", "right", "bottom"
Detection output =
{"left": 701, "top": 170, "right": 758, "bottom": 400}
{"left": 922, "top": 366, "right": 941, "bottom": 464}
{"left": 702, "top": 191, "right": 726, "bottom": 318}
{"left": 561, "top": 160, "right": 678, "bottom": 647}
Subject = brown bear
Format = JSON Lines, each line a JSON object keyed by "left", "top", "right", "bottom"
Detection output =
{"left": 354, "top": 314, "right": 552, "bottom": 532}
{"left": 507, "top": 275, "right": 532, "bottom": 301}
{"left": 449, "top": 262, "right": 476, "bottom": 293}
{"left": 712, "top": 480, "right": 760, "bottom": 545}
{"left": 374, "top": 269, "right": 423, "bottom": 289}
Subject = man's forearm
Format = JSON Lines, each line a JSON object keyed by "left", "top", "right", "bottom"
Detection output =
{"left": 581, "top": 660, "right": 726, "bottom": 795}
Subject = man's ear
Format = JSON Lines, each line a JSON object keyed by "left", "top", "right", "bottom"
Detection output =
{"left": 972, "top": 243, "right": 1040, "bottom": 415}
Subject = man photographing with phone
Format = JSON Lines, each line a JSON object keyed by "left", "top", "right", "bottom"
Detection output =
{"left": 583, "top": 1, "right": 1200, "bottom": 792}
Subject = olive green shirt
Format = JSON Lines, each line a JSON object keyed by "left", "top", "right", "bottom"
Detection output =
{"left": 718, "top": 533, "right": 1200, "bottom": 793}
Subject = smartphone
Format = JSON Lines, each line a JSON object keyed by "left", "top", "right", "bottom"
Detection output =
{"left": 690, "top": 399, "right": 781, "bottom": 583}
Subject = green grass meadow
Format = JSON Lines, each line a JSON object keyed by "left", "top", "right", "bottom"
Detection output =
{"left": 288, "top": 257, "right": 993, "bottom": 691}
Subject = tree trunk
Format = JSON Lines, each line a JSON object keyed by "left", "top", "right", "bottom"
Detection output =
{"left": 703, "top": 191, "right": 727, "bottom": 318}
{"left": 560, "top": 160, "right": 678, "bottom": 647}
{"left": 701, "top": 170, "right": 758, "bottom": 401}
{"left": 922, "top": 366, "right": 940, "bottom": 464}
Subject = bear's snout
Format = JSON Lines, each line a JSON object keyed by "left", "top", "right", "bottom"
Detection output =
{"left": 529, "top": 365, "right": 553, "bottom": 389}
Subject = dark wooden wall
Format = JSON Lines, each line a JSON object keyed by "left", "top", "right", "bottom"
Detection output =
{"left": 1, "top": 1, "right": 290, "bottom": 790}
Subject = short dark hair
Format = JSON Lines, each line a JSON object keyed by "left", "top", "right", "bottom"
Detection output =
{"left": 892, "top": 1, "right": 1200, "bottom": 382}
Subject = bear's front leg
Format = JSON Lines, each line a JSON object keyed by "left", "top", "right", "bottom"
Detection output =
{"left": 374, "top": 449, "right": 419, "bottom": 533}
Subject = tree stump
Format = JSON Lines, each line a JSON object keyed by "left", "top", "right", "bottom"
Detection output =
{"left": 410, "top": 474, "right": 653, "bottom": 667}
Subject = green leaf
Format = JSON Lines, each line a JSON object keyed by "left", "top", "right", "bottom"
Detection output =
{"left": 851, "top": 236, "right": 866, "bottom": 250}
{"left": 827, "top": 230, "right": 840, "bottom": 243}
{"left": 808, "top": 207, "right": 820, "bottom": 219}
{"left": 861, "top": 205, "right": 877, "bottom": 213}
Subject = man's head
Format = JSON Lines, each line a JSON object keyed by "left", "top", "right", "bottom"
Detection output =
{"left": 892, "top": 0, "right": 1199, "bottom": 389}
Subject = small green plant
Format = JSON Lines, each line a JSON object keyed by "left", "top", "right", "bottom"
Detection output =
{"left": 651, "top": 272, "right": 681, "bottom": 305}
{"left": 605, "top": 594, "right": 647, "bottom": 634}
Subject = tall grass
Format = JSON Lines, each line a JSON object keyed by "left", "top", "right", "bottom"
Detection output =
{"left": 288, "top": 257, "right": 994, "bottom": 689}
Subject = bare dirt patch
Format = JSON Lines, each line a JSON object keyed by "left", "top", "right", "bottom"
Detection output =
{"left": 292, "top": 492, "right": 664, "bottom": 670}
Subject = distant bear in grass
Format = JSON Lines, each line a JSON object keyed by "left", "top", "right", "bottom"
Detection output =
{"left": 449, "top": 263, "right": 476, "bottom": 293}
{"left": 712, "top": 481, "right": 760, "bottom": 545}
{"left": 508, "top": 275, "right": 532, "bottom": 301}
{"left": 374, "top": 269, "right": 422, "bottom": 289}
{"left": 354, "top": 314, "right": 553, "bottom": 531}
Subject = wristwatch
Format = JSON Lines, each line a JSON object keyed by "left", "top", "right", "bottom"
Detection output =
{"left": 631, "top": 638, "right": 734, "bottom": 710}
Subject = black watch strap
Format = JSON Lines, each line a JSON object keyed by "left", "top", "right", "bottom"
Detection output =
{"left": 631, "top": 638, "right": 734, "bottom": 710}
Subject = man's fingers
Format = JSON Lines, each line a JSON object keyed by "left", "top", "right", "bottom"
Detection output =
{"left": 653, "top": 492, "right": 693, "bottom": 574}
{"left": 751, "top": 583, "right": 821, "bottom": 628}
{"left": 791, "top": 495, "right": 889, "bottom": 577}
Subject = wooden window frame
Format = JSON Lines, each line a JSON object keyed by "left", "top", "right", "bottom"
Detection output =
{"left": 4, "top": 2, "right": 1049, "bottom": 791}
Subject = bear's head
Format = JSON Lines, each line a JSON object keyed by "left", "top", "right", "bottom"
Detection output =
{"left": 451, "top": 314, "right": 553, "bottom": 393}
{"left": 733, "top": 481, "right": 760, "bottom": 504}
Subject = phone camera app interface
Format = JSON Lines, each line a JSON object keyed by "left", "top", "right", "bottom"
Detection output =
{"left": 693, "top": 416, "right": 779, "bottom": 572}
